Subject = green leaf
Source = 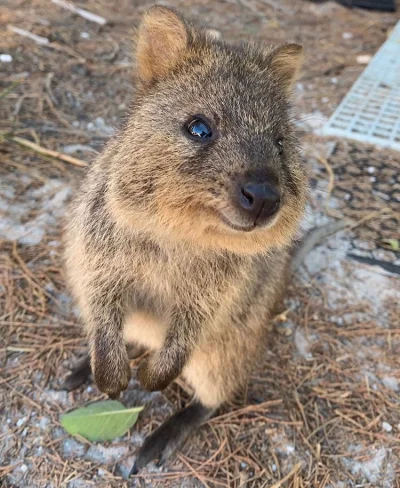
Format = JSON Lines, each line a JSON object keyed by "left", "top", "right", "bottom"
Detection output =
{"left": 60, "top": 400, "right": 143, "bottom": 442}
{"left": 380, "top": 239, "right": 399, "bottom": 251}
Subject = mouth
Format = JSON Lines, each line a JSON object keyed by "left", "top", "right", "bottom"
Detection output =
{"left": 216, "top": 208, "right": 280, "bottom": 233}
{"left": 218, "top": 213, "right": 256, "bottom": 232}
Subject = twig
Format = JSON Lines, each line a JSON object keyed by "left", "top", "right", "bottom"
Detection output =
{"left": 317, "top": 156, "right": 339, "bottom": 218}
{"left": 177, "top": 455, "right": 213, "bottom": 488}
{"left": 210, "top": 400, "right": 283, "bottom": 423}
{"left": 5, "top": 346, "right": 35, "bottom": 353}
{"left": 7, "top": 25, "right": 49, "bottom": 45}
{"left": 51, "top": 0, "right": 107, "bottom": 25}
{"left": 3, "top": 381, "right": 43, "bottom": 410}
{"left": 268, "top": 463, "right": 302, "bottom": 488}
{"left": 7, "top": 136, "right": 87, "bottom": 168}
{"left": 347, "top": 208, "right": 394, "bottom": 231}
{"left": 0, "top": 81, "right": 22, "bottom": 100}
{"left": 7, "top": 25, "right": 85, "bottom": 62}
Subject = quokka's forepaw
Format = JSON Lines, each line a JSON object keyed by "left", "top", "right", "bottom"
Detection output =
{"left": 93, "top": 357, "right": 131, "bottom": 398}
{"left": 137, "top": 356, "right": 176, "bottom": 392}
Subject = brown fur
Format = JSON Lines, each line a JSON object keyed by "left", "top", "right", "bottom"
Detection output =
{"left": 63, "top": 5, "right": 308, "bottom": 466}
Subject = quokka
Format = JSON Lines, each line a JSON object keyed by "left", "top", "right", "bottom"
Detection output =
{"left": 63, "top": 5, "right": 308, "bottom": 473}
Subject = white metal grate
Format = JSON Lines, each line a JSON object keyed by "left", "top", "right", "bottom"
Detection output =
{"left": 323, "top": 21, "right": 400, "bottom": 151}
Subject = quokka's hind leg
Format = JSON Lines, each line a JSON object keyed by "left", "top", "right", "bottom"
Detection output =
{"left": 62, "top": 344, "right": 146, "bottom": 391}
{"left": 130, "top": 401, "right": 214, "bottom": 475}
{"left": 62, "top": 354, "right": 91, "bottom": 391}
{"left": 131, "top": 346, "right": 229, "bottom": 474}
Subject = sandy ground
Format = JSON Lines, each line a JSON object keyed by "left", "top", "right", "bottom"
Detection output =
{"left": 1, "top": 0, "right": 399, "bottom": 487}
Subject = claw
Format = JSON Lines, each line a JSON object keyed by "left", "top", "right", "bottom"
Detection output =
{"left": 129, "top": 461, "right": 139, "bottom": 477}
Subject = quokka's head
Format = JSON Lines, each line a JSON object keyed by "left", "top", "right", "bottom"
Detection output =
{"left": 109, "top": 6, "right": 308, "bottom": 254}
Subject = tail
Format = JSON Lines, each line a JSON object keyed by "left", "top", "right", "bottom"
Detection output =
{"left": 290, "top": 221, "right": 347, "bottom": 272}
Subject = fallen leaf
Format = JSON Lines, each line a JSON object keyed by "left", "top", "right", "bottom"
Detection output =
{"left": 380, "top": 239, "right": 399, "bottom": 252}
{"left": 60, "top": 400, "right": 143, "bottom": 442}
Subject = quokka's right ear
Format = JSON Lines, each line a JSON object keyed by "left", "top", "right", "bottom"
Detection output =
{"left": 135, "top": 6, "right": 190, "bottom": 85}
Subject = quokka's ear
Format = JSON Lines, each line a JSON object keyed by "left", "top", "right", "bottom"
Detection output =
{"left": 267, "top": 43, "right": 304, "bottom": 93}
{"left": 136, "top": 5, "right": 190, "bottom": 85}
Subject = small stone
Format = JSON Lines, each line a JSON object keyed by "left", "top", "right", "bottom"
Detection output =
{"left": 382, "top": 376, "right": 399, "bottom": 391}
{"left": 342, "top": 32, "right": 353, "bottom": 40}
{"left": 38, "top": 417, "right": 50, "bottom": 429}
{"left": 367, "top": 166, "right": 375, "bottom": 174}
{"left": 94, "top": 116, "right": 114, "bottom": 135}
{"left": 63, "top": 438, "right": 86, "bottom": 458}
{"left": 16, "top": 417, "right": 27, "bottom": 427}
{"left": 331, "top": 77, "right": 338, "bottom": 84}
{"left": 117, "top": 455, "right": 137, "bottom": 479}
{"left": 382, "top": 421, "right": 392, "bottom": 432}
{"left": 86, "top": 444, "right": 129, "bottom": 463}
{"left": 357, "top": 54, "right": 371, "bottom": 64}
{"left": 0, "top": 54, "right": 13, "bottom": 62}
{"left": 80, "top": 32, "right": 90, "bottom": 39}
{"left": 20, "top": 464, "right": 28, "bottom": 473}
{"left": 353, "top": 239, "right": 375, "bottom": 251}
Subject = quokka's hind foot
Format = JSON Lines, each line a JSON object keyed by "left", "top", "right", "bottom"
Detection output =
{"left": 130, "top": 401, "right": 214, "bottom": 475}
{"left": 62, "top": 355, "right": 91, "bottom": 391}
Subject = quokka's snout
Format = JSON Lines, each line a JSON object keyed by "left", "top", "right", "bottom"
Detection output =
{"left": 219, "top": 170, "right": 281, "bottom": 232}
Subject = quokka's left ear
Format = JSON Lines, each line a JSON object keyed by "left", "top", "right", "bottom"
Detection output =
{"left": 267, "top": 43, "right": 304, "bottom": 93}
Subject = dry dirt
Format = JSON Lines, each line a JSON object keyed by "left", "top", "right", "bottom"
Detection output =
{"left": 1, "top": 1, "right": 400, "bottom": 487}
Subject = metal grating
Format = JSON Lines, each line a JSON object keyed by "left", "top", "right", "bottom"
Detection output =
{"left": 323, "top": 21, "right": 400, "bottom": 152}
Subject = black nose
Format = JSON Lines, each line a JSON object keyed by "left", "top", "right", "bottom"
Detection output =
{"left": 238, "top": 182, "right": 280, "bottom": 223}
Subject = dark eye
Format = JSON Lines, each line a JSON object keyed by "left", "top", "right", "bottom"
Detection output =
{"left": 276, "top": 139, "right": 284, "bottom": 154}
{"left": 185, "top": 116, "right": 214, "bottom": 141}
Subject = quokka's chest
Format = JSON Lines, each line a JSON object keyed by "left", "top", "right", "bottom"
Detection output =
{"left": 125, "top": 247, "right": 248, "bottom": 318}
